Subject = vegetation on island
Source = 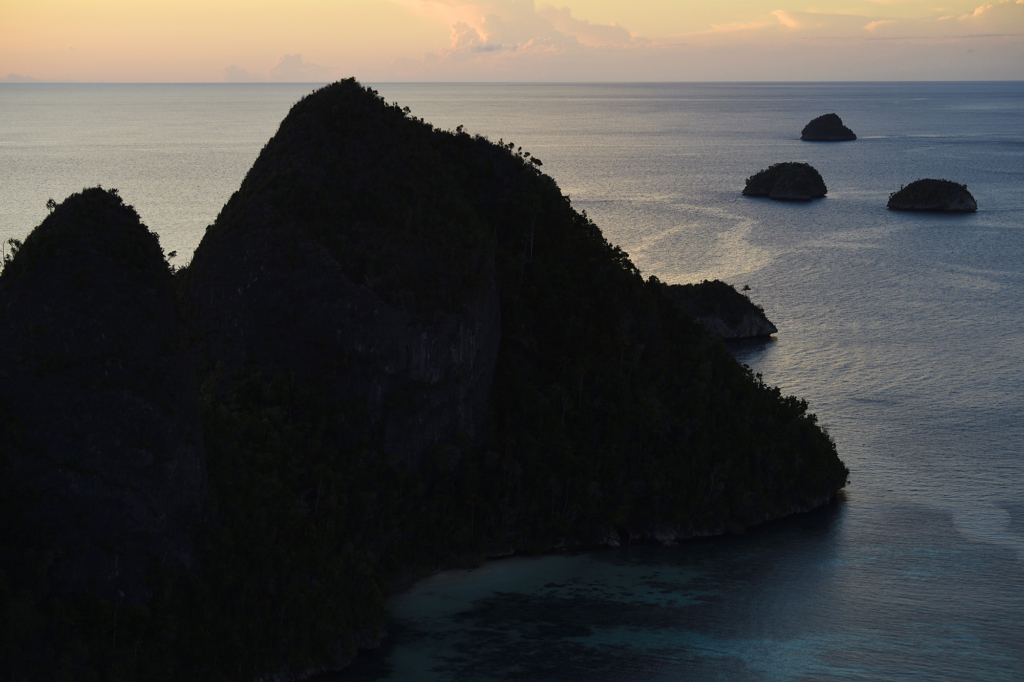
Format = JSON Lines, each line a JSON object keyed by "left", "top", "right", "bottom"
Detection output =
{"left": 887, "top": 178, "right": 977, "bottom": 213}
{"left": 663, "top": 279, "right": 778, "bottom": 339}
{"left": 0, "top": 187, "right": 206, "bottom": 680}
{"left": 743, "top": 162, "right": 827, "bottom": 201}
{"left": 0, "top": 80, "right": 848, "bottom": 681}
{"left": 801, "top": 113, "right": 857, "bottom": 142}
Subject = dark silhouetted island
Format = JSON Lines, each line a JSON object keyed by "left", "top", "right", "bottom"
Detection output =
{"left": 0, "top": 79, "right": 848, "bottom": 681}
{"left": 0, "top": 188, "right": 206, "bottom": 608}
{"left": 743, "top": 162, "right": 828, "bottom": 201}
{"left": 887, "top": 179, "right": 977, "bottom": 213}
{"left": 801, "top": 113, "right": 857, "bottom": 141}
{"left": 664, "top": 280, "right": 778, "bottom": 339}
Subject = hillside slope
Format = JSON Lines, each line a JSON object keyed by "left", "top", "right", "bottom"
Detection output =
{"left": 179, "top": 80, "right": 848, "bottom": 678}
{"left": 0, "top": 80, "right": 848, "bottom": 681}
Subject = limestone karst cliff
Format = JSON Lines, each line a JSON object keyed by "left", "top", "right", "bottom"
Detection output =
{"left": 0, "top": 187, "right": 206, "bottom": 608}
{"left": 0, "top": 80, "right": 848, "bottom": 681}
{"left": 185, "top": 78, "right": 501, "bottom": 470}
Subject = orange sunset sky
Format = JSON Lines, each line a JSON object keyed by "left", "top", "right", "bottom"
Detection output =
{"left": 2, "top": 0, "right": 1022, "bottom": 82}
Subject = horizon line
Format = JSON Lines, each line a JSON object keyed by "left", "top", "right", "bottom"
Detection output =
{"left": 3, "top": 79, "right": 1024, "bottom": 85}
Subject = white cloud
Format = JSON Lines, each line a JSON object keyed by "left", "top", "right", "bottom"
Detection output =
{"left": 1, "top": 73, "right": 41, "bottom": 83}
{"left": 772, "top": 11, "right": 803, "bottom": 29}
{"left": 394, "top": 0, "right": 640, "bottom": 55}
{"left": 702, "top": 22, "right": 774, "bottom": 34}
{"left": 395, "top": 0, "right": 561, "bottom": 50}
{"left": 725, "top": 1, "right": 1024, "bottom": 39}
{"left": 223, "top": 55, "right": 336, "bottom": 83}
{"left": 223, "top": 65, "right": 265, "bottom": 82}
{"left": 269, "top": 54, "right": 335, "bottom": 82}
{"left": 961, "top": 3, "right": 994, "bottom": 18}
{"left": 536, "top": 5, "right": 638, "bottom": 46}
{"left": 376, "top": 0, "right": 1024, "bottom": 81}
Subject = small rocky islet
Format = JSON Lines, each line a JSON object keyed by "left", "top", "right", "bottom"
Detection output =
{"left": 0, "top": 188, "right": 205, "bottom": 607}
{"left": 887, "top": 179, "right": 977, "bottom": 213}
{"left": 742, "top": 162, "right": 827, "bottom": 201}
{"left": 801, "top": 113, "right": 857, "bottom": 141}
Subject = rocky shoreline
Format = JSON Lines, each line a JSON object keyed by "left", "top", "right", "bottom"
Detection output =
{"left": 308, "top": 488, "right": 844, "bottom": 682}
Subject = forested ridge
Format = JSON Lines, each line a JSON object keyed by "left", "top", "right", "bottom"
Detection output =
{"left": 0, "top": 80, "right": 847, "bottom": 681}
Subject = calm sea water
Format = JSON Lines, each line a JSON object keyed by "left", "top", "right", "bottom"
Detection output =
{"left": 2, "top": 82, "right": 1022, "bottom": 680}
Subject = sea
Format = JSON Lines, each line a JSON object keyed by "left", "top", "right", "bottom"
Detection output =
{"left": 1, "top": 82, "right": 1022, "bottom": 681}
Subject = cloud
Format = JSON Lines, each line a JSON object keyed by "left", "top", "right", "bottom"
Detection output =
{"left": 536, "top": 5, "right": 638, "bottom": 47}
{"left": 270, "top": 54, "right": 336, "bottom": 82}
{"left": 772, "top": 11, "right": 803, "bottom": 29}
{"left": 2, "top": 73, "right": 40, "bottom": 83}
{"left": 961, "top": 3, "right": 994, "bottom": 18}
{"left": 394, "top": 0, "right": 559, "bottom": 51}
{"left": 717, "top": 1, "right": 1024, "bottom": 40}
{"left": 222, "top": 55, "right": 336, "bottom": 83}
{"left": 377, "top": 0, "right": 1024, "bottom": 81}
{"left": 394, "top": 0, "right": 640, "bottom": 55}
{"left": 223, "top": 65, "right": 265, "bottom": 82}
{"left": 701, "top": 22, "right": 774, "bottom": 35}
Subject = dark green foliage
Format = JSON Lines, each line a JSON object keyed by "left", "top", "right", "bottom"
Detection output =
{"left": 174, "top": 371, "right": 387, "bottom": 678}
{"left": 1, "top": 238, "right": 21, "bottom": 271}
{"left": 434, "top": 134, "right": 845, "bottom": 544}
{"left": 801, "top": 113, "right": 856, "bottom": 141}
{"left": 662, "top": 279, "right": 767, "bottom": 330}
{"left": 0, "top": 188, "right": 158, "bottom": 285}
{"left": 0, "top": 404, "right": 172, "bottom": 682}
{"left": 0, "top": 188, "right": 205, "bottom": 681}
{"left": 0, "top": 187, "right": 178, "bottom": 286}
{"left": 172, "top": 81, "right": 845, "bottom": 676}
{"left": 887, "top": 179, "right": 977, "bottom": 212}
{"left": 743, "top": 162, "right": 827, "bottom": 200}
{"left": 1, "top": 81, "right": 848, "bottom": 680}
{"left": 200, "top": 79, "right": 490, "bottom": 317}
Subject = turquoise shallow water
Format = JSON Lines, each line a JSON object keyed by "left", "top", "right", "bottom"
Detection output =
{"left": 341, "top": 502, "right": 1022, "bottom": 681}
{"left": 2, "top": 82, "right": 1022, "bottom": 679}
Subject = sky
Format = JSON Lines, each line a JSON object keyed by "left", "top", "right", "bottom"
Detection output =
{"left": 1, "top": 0, "right": 1022, "bottom": 82}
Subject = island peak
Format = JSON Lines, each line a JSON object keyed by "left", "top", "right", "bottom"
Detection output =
{"left": 887, "top": 179, "right": 977, "bottom": 212}
{"left": 801, "top": 113, "right": 857, "bottom": 141}
{"left": 743, "top": 162, "right": 827, "bottom": 201}
{"left": 0, "top": 80, "right": 848, "bottom": 681}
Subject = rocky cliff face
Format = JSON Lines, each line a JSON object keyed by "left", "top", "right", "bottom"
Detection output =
{"left": 0, "top": 188, "right": 206, "bottom": 605}
{"left": 696, "top": 312, "right": 777, "bottom": 339}
{"left": 663, "top": 280, "right": 777, "bottom": 339}
{"left": 0, "top": 81, "right": 850, "bottom": 681}
{"left": 887, "top": 179, "right": 977, "bottom": 213}
{"left": 186, "top": 81, "right": 501, "bottom": 468}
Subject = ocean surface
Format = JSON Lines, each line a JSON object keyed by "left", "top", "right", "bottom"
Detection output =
{"left": 2, "top": 82, "right": 1022, "bottom": 680}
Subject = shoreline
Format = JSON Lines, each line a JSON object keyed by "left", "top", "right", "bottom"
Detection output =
{"left": 323, "top": 489, "right": 848, "bottom": 680}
